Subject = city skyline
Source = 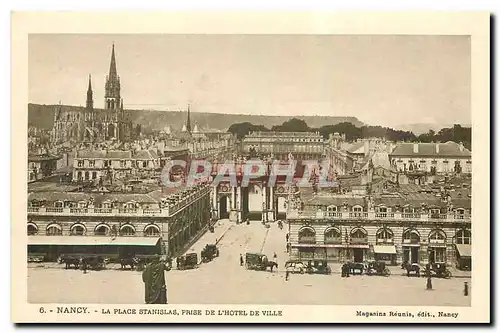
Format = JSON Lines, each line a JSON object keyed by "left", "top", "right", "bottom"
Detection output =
{"left": 29, "top": 34, "right": 471, "bottom": 128}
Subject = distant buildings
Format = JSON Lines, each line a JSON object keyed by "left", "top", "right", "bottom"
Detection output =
{"left": 72, "top": 149, "right": 160, "bottom": 182}
{"left": 242, "top": 131, "right": 325, "bottom": 160}
{"left": 389, "top": 142, "right": 472, "bottom": 174}
{"left": 28, "top": 153, "right": 60, "bottom": 183}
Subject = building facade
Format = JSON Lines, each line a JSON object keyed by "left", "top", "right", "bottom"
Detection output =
{"left": 389, "top": 142, "right": 472, "bottom": 174}
{"left": 241, "top": 131, "right": 325, "bottom": 160}
{"left": 28, "top": 154, "right": 61, "bottom": 183}
{"left": 27, "top": 183, "right": 212, "bottom": 259}
{"left": 286, "top": 185, "right": 471, "bottom": 269}
{"left": 51, "top": 44, "right": 133, "bottom": 145}
{"left": 72, "top": 149, "right": 160, "bottom": 182}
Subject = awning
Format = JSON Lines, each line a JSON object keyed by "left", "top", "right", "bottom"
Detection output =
{"left": 373, "top": 245, "right": 397, "bottom": 254}
{"left": 28, "top": 236, "right": 160, "bottom": 247}
{"left": 455, "top": 244, "right": 471, "bottom": 257}
{"left": 292, "top": 244, "right": 369, "bottom": 249}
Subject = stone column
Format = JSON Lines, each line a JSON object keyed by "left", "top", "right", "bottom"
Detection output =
{"left": 262, "top": 184, "right": 267, "bottom": 222}
{"left": 269, "top": 186, "right": 274, "bottom": 221}
{"left": 236, "top": 186, "right": 242, "bottom": 222}
{"left": 212, "top": 186, "right": 217, "bottom": 219}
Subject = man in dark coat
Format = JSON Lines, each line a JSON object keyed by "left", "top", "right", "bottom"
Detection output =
{"left": 142, "top": 255, "right": 169, "bottom": 304}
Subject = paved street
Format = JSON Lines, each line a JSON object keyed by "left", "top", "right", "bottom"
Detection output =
{"left": 28, "top": 219, "right": 470, "bottom": 306}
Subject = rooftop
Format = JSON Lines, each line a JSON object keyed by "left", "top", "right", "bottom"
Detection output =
{"left": 390, "top": 141, "right": 471, "bottom": 157}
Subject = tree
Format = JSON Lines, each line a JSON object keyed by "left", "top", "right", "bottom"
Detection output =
{"left": 228, "top": 122, "right": 269, "bottom": 139}
{"left": 271, "top": 118, "right": 310, "bottom": 132}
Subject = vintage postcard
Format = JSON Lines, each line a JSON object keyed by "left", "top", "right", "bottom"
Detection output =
{"left": 11, "top": 12, "right": 490, "bottom": 323}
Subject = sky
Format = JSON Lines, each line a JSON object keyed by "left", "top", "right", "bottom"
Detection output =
{"left": 29, "top": 34, "right": 471, "bottom": 127}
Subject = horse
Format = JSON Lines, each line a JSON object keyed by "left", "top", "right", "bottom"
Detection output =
{"left": 120, "top": 257, "right": 138, "bottom": 270}
{"left": 265, "top": 261, "right": 279, "bottom": 272}
{"left": 402, "top": 261, "right": 421, "bottom": 277}
{"left": 58, "top": 255, "right": 80, "bottom": 270}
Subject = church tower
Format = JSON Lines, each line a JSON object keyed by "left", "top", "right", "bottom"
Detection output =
{"left": 186, "top": 103, "right": 192, "bottom": 133}
{"left": 86, "top": 74, "right": 93, "bottom": 110}
{"left": 104, "top": 43, "right": 121, "bottom": 111}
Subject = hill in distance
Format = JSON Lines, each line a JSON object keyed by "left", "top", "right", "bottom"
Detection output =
{"left": 28, "top": 103, "right": 365, "bottom": 132}
{"left": 396, "top": 123, "right": 472, "bottom": 135}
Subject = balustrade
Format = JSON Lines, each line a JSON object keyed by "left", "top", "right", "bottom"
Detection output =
{"left": 298, "top": 236, "right": 316, "bottom": 244}
{"left": 350, "top": 237, "right": 368, "bottom": 244}
{"left": 289, "top": 210, "right": 469, "bottom": 223}
{"left": 324, "top": 237, "right": 342, "bottom": 244}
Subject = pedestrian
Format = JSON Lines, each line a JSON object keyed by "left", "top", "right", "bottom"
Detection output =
{"left": 80, "top": 257, "right": 87, "bottom": 274}
{"left": 426, "top": 276, "right": 433, "bottom": 290}
{"left": 273, "top": 252, "right": 277, "bottom": 261}
{"left": 142, "top": 255, "right": 169, "bottom": 304}
{"left": 240, "top": 254, "right": 244, "bottom": 267}
{"left": 286, "top": 233, "right": 289, "bottom": 243}
{"left": 464, "top": 282, "right": 469, "bottom": 296}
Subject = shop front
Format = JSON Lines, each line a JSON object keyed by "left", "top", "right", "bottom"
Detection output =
{"left": 373, "top": 245, "right": 397, "bottom": 265}
{"left": 455, "top": 244, "right": 471, "bottom": 271}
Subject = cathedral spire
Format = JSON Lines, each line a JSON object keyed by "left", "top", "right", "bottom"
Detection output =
{"left": 109, "top": 43, "right": 117, "bottom": 79}
{"left": 105, "top": 43, "right": 121, "bottom": 110}
{"left": 186, "top": 103, "right": 192, "bottom": 133}
{"left": 86, "top": 74, "right": 93, "bottom": 110}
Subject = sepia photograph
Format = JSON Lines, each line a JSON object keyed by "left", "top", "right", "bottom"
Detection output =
{"left": 11, "top": 12, "right": 490, "bottom": 323}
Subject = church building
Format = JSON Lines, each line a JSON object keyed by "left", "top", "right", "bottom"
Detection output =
{"left": 51, "top": 44, "right": 133, "bottom": 144}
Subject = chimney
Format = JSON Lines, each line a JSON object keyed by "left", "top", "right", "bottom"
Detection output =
{"left": 413, "top": 143, "right": 418, "bottom": 154}
{"left": 459, "top": 142, "right": 464, "bottom": 152}
{"left": 436, "top": 143, "right": 440, "bottom": 154}
{"left": 364, "top": 141, "right": 370, "bottom": 157}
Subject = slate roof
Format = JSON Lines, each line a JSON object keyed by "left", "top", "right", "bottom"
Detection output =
{"left": 346, "top": 142, "right": 365, "bottom": 154}
{"left": 306, "top": 196, "right": 366, "bottom": 207}
{"left": 390, "top": 141, "right": 471, "bottom": 157}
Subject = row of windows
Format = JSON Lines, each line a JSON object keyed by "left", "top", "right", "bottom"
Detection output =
{"left": 27, "top": 222, "right": 161, "bottom": 237}
{"left": 297, "top": 226, "right": 471, "bottom": 245}
{"left": 325, "top": 205, "right": 469, "bottom": 215}
{"left": 77, "top": 160, "right": 154, "bottom": 168}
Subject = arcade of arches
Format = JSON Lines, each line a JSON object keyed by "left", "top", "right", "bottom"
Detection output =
{"left": 290, "top": 223, "right": 472, "bottom": 268}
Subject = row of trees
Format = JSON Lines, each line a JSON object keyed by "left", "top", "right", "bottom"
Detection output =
{"left": 227, "top": 118, "right": 471, "bottom": 148}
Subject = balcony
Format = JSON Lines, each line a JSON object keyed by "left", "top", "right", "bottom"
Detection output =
{"left": 350, "top": 237, "right": 368, "bottom": 244}
{"left": 289, "top": 211, "right": 470, "bottom": 223}
{"left": 402, "top": 238, "right": 420, "bottom": 245}
{"left": 324, "top": 237, "right": 342, "bottom": 244}
{"left": 27, "top": 207, "right": 169, "bottom": 217}
{"left": 376, "top": 238, "right": 394, "bottom": 245}
{"left": 298, "top": 236, "right": 316, "bottom": 244}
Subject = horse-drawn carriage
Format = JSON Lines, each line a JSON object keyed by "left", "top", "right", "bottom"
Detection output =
{"left": 305, "top": 260, "right": 331, "bottom": 275}
{"left": 422, "top": 262, "right": 452, "bottom": 279}
{"left": 284, "top": 260, "right": 306, "bottom": 274}
{"left": 58, "top": 254, "right": 106, "bottom": 271}
{"left": 365, "top": 261, "right": 391, "bottom": 277}
{"left": 28, "top": 252, "right": 45, "bottom": 263}
{"left": 401, "top": 261, "right": 422, "bottom": 277}
{"left": 177, "top": 252, "right": 199, "bottom": 270}
{"left": 201, "top": 244, "right": 219, "bottom": 263}
{"left": 341, "top": 261, "right": 365, "bottom": 276}
{"left": 246, "top": 253, "right": 278, "bottom": 272}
